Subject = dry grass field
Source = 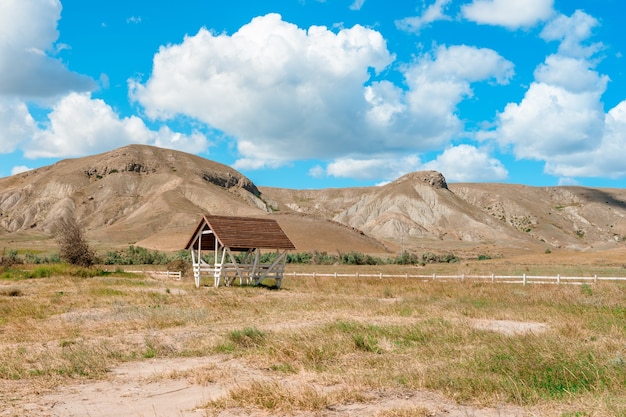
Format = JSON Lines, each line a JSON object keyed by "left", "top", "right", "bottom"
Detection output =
{"left": 1, "top": 252, "right": 626, "bottom": 417}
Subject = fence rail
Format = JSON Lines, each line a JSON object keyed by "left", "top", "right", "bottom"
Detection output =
{"left": 286, "top": 272, "right": 626, "bottom": 285}
{"left": 125, "top": 270, "right": 182, "bottom": 280}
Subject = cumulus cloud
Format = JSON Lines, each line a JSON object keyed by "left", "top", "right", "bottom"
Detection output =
{"left": 543, "top": 100, "right": 626, "bottom": 178}
{"left": 540, "top": 10, "right": 603, "bottom": 58}
{"left": 397, "top": 45, "right": 514, "bottom": 148}
{"left": 324, "top": 155, "right": 422, "bottom": 181}
{"left": 11, "top": 165, "right": 32, "bottom": 176}
{"left": 131, "top": 15, "right": 514, "bottom": 176}
{"left": 131, "top": 13, "right": 395, "bottom": 165}
{"left": 24, "top": 93, "right": 209, "bottom": 158}
{"left": 349, "top": 0, "right": 366, "bottom": 11}
{"left": 422, "top": 145, "right": 508, "bottom": 181}
{"left": 314, "top": 145, "right": 508, "bottom": 183}
{"left": 0, "top": 0, "right": 95, "bottom": 98}
{"left": 489, "top": 10, "right": 624, "bottom": 180}
{"left": 462, "top": 0, "right": 554, "bottom": 29}
{"left": 395, "top": 0, "right": 452, "bottom": 33}
{"left": 0, "top": 99, "right": 38, "bottom": 154}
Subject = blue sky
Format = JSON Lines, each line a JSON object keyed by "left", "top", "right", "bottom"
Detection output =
{"left": 1, "top": 0, "right": 625, "bottom": 189}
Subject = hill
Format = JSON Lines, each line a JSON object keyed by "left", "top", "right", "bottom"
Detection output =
{"left": 1, "top": 144, "right": 626, "bottom": 258}
{"left": 262, "top": 171, "right": 626, "bottom": 256}
{"left": 0, "top": 145, "right": 386, "bottom": 254}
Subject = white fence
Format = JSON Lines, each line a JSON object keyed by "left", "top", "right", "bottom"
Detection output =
{"left": 120, "top": 270, "right": 626, "bottom": 286}
{"left": 125, "top": 270, "right": 182, "bottom": 280}
{"left": 286, "top": 272, "right": 626, "bottom": 285}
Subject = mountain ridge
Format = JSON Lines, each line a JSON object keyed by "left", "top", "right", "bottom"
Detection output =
{"left": 1, "top": 144, "right": 625, "bottom": 256}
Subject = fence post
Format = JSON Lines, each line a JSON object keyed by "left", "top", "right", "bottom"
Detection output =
{"left": 557, "top": 274, "right": 560, "bottom": 285}
{"left": 594, "top": 274, "right": 597, "bottom": 284}
{"left": 462, "top": 273, "right": 465, "bottom": 282}
{"left": 356, "top": 272, "right": 359, "bottom": 279}
{"left": 432, "top": 273, "right": 436, "bottom": 280}
{"left": 334, "top": 272, "right": 337, "bottom": 279}
{"left": 523, "top": 273, "right": 527, "bottom": 285}
{"left": 379, "top": 272, "right": 383, "bottom": 280}
{"left": 491, "top": 273, "right": 495, "bottom": 283}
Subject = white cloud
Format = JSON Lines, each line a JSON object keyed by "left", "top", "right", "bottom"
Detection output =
{"left": 396, "top": 0, "right": 452, "bottom": 33}
{"left": 534, "top": 55, "right": 608, "bottom": 93}
{"left": 11, "top": 165, "right": 32, "bottom": 175}
{"left": 420, "top": 44, "right": 515, "bottom": 84}
{"left": 462, "top": 0, "right": 554, "bottom": 29}
{"left": 23, "top": 93, "right": 209, "bottom": 159}
{"left": 349, "top": 0, "right": 365, "bottom": 11}
{"left": 364, "top": 80, "right": 405, "bottom": 126}
{"left": 325, "top": 155, "right": 422, "bottom": 180}
{"left": 131, "top": 14, "right": 514, "bottom": 174}
{"left": 308, "top": 165, "right": 326, "bottom": 178}
{"left": 543, "top": 100, "right": 626, "bottom": 178}
{"left": 398, "top": 45, "right": 514, "bottom": 148}
{"left": 130, "top": 13, "right": 394, "bottom": 165}
{"left": 0, "top": 99, "right": 38, "bottom": 154}
{"left": 540, "top": 10, "right": 603, "bottom": 58}
{"left": 318, "top": 145, "right": 507, "bottom": 183}
{"left": 496, "top": 81, "right": 605, "bottom": 160}
{"left": 489, "top": 10, "right": 623, "bottom": 181}
{"left": 422, "top": 145, "right": 508, "bottom": 182}
{"left": 0, "top": 0, "right": 95, "bottom": 98}
{"left": 557, "top": 177, "right": 579, "bottom": 186}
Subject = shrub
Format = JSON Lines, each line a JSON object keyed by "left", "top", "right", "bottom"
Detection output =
{"left": 53, "top": 217, "right": 95, "bottom": 267}
{"left": 103, "top": 246, "right": 170, "bottom": 265}
{"left": 0, "top": 249, "right": 22, "bottom": 266}
{"left": 390, "top": 251, "right": 421, "bottom": 265}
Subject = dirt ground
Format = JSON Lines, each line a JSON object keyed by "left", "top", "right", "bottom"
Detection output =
{"left": 2, "top": 319, "right": 548, "bottom": 417}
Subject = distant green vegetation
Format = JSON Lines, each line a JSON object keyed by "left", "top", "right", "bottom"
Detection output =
{"left": 0, "top": 264, "right": 127, "bottom": 281}
{"left": 3, "top": 245, "right": 459, "bottom": 269}
{"left": 102, "top": 246, "right": 189, "bottom": 265}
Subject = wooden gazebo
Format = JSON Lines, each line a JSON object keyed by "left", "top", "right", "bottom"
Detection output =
{"left": 185, "top": 215, "right": 296, "bottom": 288}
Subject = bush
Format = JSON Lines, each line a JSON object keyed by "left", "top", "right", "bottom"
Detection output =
{"left": 103, "top": 246, "right": 170, "bottom": 265}
{"left": 53, "top": 217, "right": 95, "bottom": 267}
{"left": 389, "top": 251, "right": 421, "bottom": 265}
{"left": 0, "top": 249, "right": 22, "bottom": 266}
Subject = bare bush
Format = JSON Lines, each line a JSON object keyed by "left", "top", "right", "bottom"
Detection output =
{"left": 53, "top": 216, "right": 96, "bottom": 267}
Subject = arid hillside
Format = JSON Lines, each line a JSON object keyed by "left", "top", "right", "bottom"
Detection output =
{"left": 1, "top": 144, "right": 625, "bottom": 257}
{"left": 262, "top": 173, "right": 626, "bottom": 255}
{"left": 0, "top": 145, "right": 386, "bottom": 254}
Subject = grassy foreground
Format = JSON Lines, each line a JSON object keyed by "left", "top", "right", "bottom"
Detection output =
{"left": 0, "top": 263, "right": 625, "bottom": 416}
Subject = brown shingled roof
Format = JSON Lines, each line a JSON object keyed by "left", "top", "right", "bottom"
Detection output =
{"left": 185, "top": 215, "right": 296, "bottom": 251}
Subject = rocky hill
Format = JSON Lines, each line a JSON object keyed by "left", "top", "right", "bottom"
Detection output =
{"left": 261, "top": 172, "right": 626, "bottom": 254}
{"left": 0, "top": 145, "right": 386, "bottom": 253}
{"left": 1, "top": 145, "right": 625, "bottom": 256}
